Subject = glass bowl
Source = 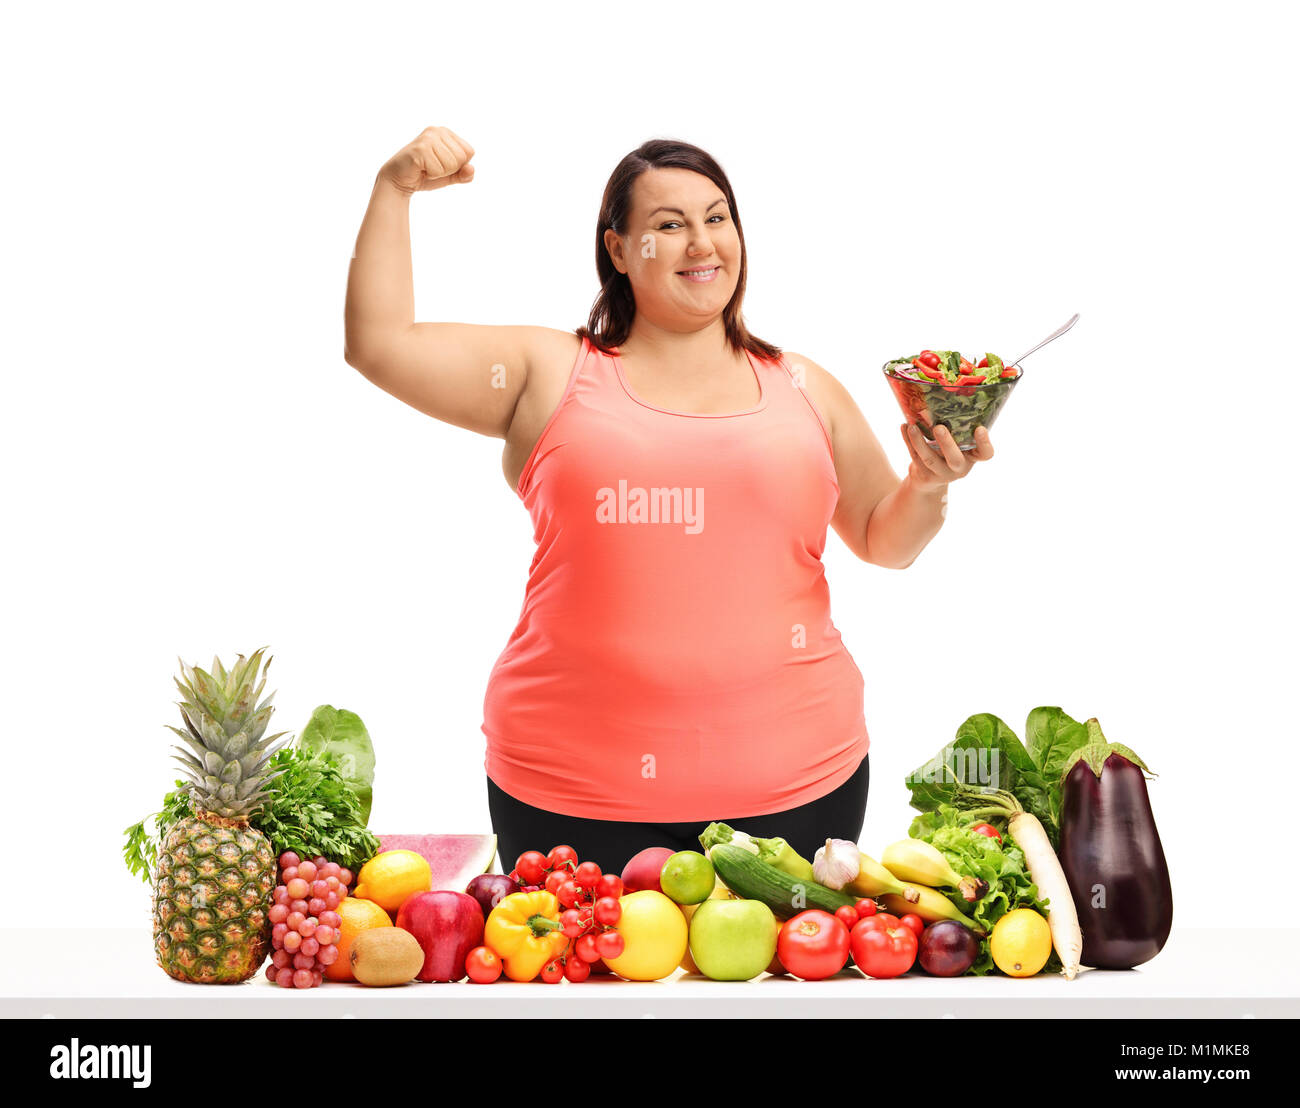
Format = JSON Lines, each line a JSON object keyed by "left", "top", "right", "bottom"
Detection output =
{"left": 882, "top": 360, "right": 1022, "bottom": 452}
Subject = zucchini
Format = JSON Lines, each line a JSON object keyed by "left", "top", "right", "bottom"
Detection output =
{"left": 709, "top": 844, "right": 857, "bottom": 920}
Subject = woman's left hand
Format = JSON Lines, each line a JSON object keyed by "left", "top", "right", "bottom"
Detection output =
{"left": 900, "top": 423, "right": 994, "bottom": 490}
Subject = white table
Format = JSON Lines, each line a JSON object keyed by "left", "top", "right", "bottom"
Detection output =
{"left": 8, "top": 927, "right": 1297, "bottom": 1018}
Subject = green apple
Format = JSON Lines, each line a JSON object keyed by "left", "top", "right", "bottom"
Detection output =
{"left": 687, "top": 898, "right": 778, "bottom": 981}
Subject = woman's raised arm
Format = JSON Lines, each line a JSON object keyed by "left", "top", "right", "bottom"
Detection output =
{"left": 344, "top": 126, "right": 540, "bottom": 438}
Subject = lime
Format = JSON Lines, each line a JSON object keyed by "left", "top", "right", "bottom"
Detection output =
{"left": 989, "top": 908, "right": 1052, "bottom": 977}
{"left": 659, "top": 850, "right": 716, "bottom": 905}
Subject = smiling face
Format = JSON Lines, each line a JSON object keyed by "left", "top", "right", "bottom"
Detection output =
{"left": 603, "top": 167, "right": 742, "bottom": 331}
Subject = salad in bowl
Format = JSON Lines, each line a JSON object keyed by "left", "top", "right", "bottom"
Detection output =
{"left": 883, "top": 349, "right": 1022, "bottom": 452}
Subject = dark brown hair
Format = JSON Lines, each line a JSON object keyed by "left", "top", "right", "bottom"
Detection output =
{"left": 575, "top": 138, "right": 781, "bottom": 361}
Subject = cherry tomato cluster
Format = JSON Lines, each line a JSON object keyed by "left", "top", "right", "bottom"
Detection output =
{"left": 833, "top": 896, "right": 879, "bottom": 934}
{"left": 517, "top": 844, "right": 626, "bottom": 984}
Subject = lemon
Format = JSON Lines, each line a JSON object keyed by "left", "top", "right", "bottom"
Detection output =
{"left": 990, "top": 909, "right": 1052, "bottom": 977}
{"left": 352, "top": 850, "right": 432, "bottom": 915}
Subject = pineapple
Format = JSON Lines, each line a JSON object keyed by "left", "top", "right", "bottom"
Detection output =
{"left": 153, "top": 648, "right": 288, "bottom": 983}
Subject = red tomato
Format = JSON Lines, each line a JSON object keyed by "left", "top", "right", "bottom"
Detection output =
{"left": 594, "top": 873, "right": 624, "bottom": 900}
{"left": 547, "top": 844, "right": 579, "bottom": 871}
{"left": 919, "top": 351, "right": 941, "bottom": 369}
{"left": 778, "top": 910, "right": 852, "bottom": 982}
{"left": 465, "top": 946, "right": 502, "bottom": 984}
{"left": 855, "top": 899, "right": 878, "bottom": 918}
{"left": 594, "top": 929, "right": 625, "bottom": 960}
{"left": 834, "top": 905, "right": 860, "bottom": 931}
{"left": 898, "top": 913, "right": 924, "bottom": 940}
{"left": 563, "top": 956, "right": 591, "bottom": 983}
{"left": 515, "top": 851, "right": 548, "bottom": 885}
{"left": 977, "top": 357, "right": 989, "bottom": 369}
{"left": 593, "top": 897, "right": 622, "bottom": 927}
{"left": 850, "top": 915, "right": 918, "bottom": 979}
{"left": 540, "top": 957, "right": 565, "bottom": 984}
{"left": 573, "top": 861, "right": 603, "bottom": 889}
{"left": 971, "top": 822, "right": 1003, "bottom": 842}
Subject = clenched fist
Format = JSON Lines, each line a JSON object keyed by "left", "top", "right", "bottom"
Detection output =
{"left": 379, "top": 126, "right": 476, "bottom": 195}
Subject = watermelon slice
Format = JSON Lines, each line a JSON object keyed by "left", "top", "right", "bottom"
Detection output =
{"left": 376, "top": 834, "right": 498, "bottom": 892}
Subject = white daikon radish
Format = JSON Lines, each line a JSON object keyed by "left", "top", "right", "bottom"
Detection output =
{"left": 1004, "top": 808, "right": 1082, "bottom": 980}
{"left": 956, "top": 786, "right": 1082, "bottom": 979}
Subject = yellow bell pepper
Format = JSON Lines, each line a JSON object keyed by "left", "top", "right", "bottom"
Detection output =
{"left": 483, "top": 890, "right": 569, "bottom": 982}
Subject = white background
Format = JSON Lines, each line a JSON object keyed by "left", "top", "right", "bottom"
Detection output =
{"left": 3, "top": 1, "right": 1294, "bottom": 932}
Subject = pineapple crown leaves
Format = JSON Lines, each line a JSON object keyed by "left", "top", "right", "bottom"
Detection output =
{"left": 173, "top": 646, "right": 276, "bottom": 742}
{"left": 167, "top": 647, "right": 291, "bottom": 818}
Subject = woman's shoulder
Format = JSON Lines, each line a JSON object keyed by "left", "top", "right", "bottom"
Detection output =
{"left": 772, "top": 349, "right": 858, "bottom": 438}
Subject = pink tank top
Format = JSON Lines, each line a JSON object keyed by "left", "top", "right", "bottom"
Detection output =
{"left": 482, "top": 334, "right": 869, "bottom": 822}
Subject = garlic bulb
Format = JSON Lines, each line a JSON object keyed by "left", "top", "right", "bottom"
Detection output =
{"left": 812, "top": 838, "right": 861, "bottom": 890}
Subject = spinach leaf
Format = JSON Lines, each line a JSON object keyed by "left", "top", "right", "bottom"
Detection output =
{"left": 907, "top": 712, "right": 1037, "bottom": 807}
{"left": 1026, "top": 706, "right": 1088, "bottom": 829}
{"left": 906, "top": 707, "right": 1088, "bottom": 846}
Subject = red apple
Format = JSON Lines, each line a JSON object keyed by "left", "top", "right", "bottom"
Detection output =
{"left": 620, "top": 846, "right": 676, "bottom": 894}
{"left": 395, "top": 891, "right": 484, "bottom": 982}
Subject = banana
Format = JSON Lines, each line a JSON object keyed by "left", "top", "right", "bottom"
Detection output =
{"left": 845, "top": 852, "right": 909, "bottom": 899}
{"left": 882, "top": 839, "right": 987, "bottom": 902}
{"left": 882, "top": 886, "right": 984, "bottom": 934}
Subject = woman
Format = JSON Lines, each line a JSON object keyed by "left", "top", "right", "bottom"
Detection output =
{"left": 344, "top": 126, "right": 994, "bottom": 875}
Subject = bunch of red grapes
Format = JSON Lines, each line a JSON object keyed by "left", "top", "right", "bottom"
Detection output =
{"left": 265, "top": 851, "right": 353, "bottom": 989}
{"left": 512, "top": 845, "right": 625, "bottom": 983}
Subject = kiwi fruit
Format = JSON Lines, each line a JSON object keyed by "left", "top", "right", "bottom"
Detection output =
{"left": 350, "top": 927, "right": 425, "bottom": 986}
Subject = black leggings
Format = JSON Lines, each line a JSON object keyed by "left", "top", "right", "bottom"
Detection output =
{"left": 487, "top": 754, "right": 869, "bottom": 877}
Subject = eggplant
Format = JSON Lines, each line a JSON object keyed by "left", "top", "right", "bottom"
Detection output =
{"left": 1057, "top": 719, "right": 1172, "bottom": 969}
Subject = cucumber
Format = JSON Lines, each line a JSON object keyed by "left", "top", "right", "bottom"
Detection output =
{"left": 709, "top": 844, "right": 857, "bottom": 920}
